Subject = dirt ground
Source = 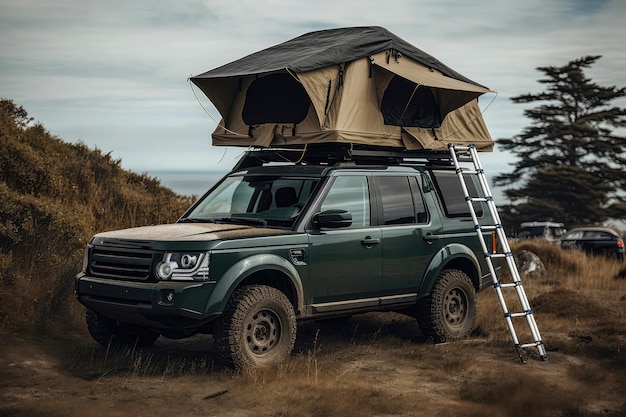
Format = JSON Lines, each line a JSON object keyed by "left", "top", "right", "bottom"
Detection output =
{"left": 1, "top": 312, "right": 624, "bottom": 417}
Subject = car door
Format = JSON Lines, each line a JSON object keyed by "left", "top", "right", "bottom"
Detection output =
{"left": 375, "top": 174, "right": 445, "bottom": 304}
{"left": 306, "top": 174, "right": 382, "bottom": 313}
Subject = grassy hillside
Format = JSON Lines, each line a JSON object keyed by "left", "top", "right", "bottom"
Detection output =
{"left": 0, "top": 99, "right": 194, "bottom": 333}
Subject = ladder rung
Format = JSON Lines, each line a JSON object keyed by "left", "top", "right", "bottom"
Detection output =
{"left": 450, "top": 145, "right": 471, "bottom": 152}
{"left": 477, "top": 225, "right": 498, "bottom": 231}
{"left": 518, "top": 342, "right": 542, "bottom": 349}
{"left": 487, "top": 253, "right": 511, "bottom": 259}
{"left": 456, "top": 169, "right": 480, "bottom": 175}
{"left": 505, "top": 310, "right": 532, "bottom": 318}
{"left": 467, "top": 197, "right": 490, "bottom": 203}
{"left": 494, "top": 282, "right": 519, "bottom": 289}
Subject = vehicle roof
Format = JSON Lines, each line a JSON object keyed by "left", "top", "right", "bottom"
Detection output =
{"left": 231, "top": 163, "right": 442, "bottom": 177}
{"left": 520, "top": 221, "right": 565, "bottom": 228}
{"left": 565, "top": 226, "right": 621, "bottom": 236}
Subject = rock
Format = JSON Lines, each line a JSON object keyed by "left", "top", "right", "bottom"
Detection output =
{"left": 515, "top": 250, "right": 547, "bottom": 278}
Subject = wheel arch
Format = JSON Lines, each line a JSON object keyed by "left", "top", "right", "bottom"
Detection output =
{"left": 417, "top": 243, "right": 482, "bottom": 299}
{"left": 204, "top": 253, "right": 304, "bottom": 317}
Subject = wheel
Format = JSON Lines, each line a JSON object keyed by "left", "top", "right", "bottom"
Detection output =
{"left": 214, "top": 285, "right": 296, "bottom": 369}
{"left": 85, "top": 309, "right": 159, "bottom": 348}
{"left": 416, "top": 269, "right": 477, "bottom": 342}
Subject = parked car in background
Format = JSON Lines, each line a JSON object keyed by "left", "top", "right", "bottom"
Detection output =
{"left": 559, "top": 227, "right": 624, "bottom": 260}
{"left": 517, "top": 221, "right": 566, "bottom": 241}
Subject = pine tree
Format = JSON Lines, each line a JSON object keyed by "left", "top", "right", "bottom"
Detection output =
{"left": 494, "top": 56, "right": 626, "bottom": 227}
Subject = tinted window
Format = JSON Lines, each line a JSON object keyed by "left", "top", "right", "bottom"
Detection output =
{"left": 409, "top": 177, "right": 429, "bottom": 223}
{"left": 320, "top": 176, "right": 370, "bottom": 228}
{"left": 565, "top": 231, "right": 584, "bottom": 239}
{"left": 377, "top": 176, "right": 416, "bottom": 225}
{"left": 431, "top": 170, "right": 483, "bottom": 217}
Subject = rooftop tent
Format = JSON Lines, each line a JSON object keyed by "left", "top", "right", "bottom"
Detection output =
{"left": 190, "top": 26, "right": 494, "bottom": 151}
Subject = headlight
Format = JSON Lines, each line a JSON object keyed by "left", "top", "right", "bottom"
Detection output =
{"left": 155, "top": 252, "right": 211, "bottom": 281}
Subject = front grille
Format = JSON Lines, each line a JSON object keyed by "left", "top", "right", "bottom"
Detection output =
{"left": 89, "top": 240, "right": 157, "bottom": 281}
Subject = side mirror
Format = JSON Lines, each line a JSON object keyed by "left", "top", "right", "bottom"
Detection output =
{"left": 313, "top": 209, "right": 352, "bottom": 229}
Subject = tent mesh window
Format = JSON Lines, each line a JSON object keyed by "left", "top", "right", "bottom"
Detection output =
{"left": 242, "top": 73, "right": 312, "bottom": 125}
{"left": 381, "top": 76, "right": 441, "bottom": 128}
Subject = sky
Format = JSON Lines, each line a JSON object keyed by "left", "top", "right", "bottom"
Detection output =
{"left": 1, "top": 0, "right": 625, "bottom": 187}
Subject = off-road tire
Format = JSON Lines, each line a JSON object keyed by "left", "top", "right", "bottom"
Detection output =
{"left": 214, "top": 285, "right": 296, "bottom": 369}
{"left": 416, "top": 269, "right": 476, "bottom": 342}
{"left": 85, "top": 309, "right": 159, "bottom": 348}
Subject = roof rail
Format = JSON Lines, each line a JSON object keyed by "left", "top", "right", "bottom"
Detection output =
{"left": 230, "top": 143, "right": 469, "bottom": 171}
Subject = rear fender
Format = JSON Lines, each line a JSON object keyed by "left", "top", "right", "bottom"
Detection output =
{"left": 417, "top": 243, "right": 481, "bottom": 299}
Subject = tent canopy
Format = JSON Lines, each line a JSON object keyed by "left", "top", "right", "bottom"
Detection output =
{"left": 190, "top": 26, "right": 494, "bottom": 151}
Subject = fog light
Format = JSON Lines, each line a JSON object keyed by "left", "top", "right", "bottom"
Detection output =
{"left": 165, "top": 291, "right": 174, "bottom": 303}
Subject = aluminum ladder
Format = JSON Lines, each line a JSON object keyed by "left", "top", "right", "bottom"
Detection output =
{"left": 448, "top": 144, "right": 547, "bottom": 362}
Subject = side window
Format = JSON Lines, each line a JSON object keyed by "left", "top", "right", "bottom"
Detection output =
{"left": 409, "top": 177, "right": 428, "bottom": 223}
{"left": 431, "top": 170, "right": 483, "bottom": 218}
{"left": 377, "top": 176, "right": 416, "bottom": 225}
{"left": 320, "top": 176, "right": 370, "bottom": 228}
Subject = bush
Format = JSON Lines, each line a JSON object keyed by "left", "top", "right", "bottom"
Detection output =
{"left": 0, "top": 99, "right": 194, "bottom": 333}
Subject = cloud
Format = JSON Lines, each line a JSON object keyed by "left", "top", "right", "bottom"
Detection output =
{"left": 1, "top": 0, "right": 624, "bottom": 177}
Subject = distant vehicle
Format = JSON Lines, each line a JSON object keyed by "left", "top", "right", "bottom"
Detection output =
{"left": 517, "top": 221, "right": 566, "bottom": 241}
{"left": 559, "top": 227, "right": 624, "bottom": 260}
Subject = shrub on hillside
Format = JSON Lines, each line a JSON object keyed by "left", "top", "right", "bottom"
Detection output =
{"left": 0, "top": 99, "right": 194, "bottom": 332}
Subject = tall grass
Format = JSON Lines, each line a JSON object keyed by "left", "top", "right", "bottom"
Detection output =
{"left": 477, "top": 240, "right": 625, "bottom": 361}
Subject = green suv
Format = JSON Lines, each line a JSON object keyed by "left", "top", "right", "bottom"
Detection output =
{"left": 75, "top": 147, "right": 499, "bottom": 368}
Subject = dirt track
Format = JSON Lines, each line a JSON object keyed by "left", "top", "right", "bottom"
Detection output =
{"left": 1, "top": 312, "right": 624, "bottom": 417}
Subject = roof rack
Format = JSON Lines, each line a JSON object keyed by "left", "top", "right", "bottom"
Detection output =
{"left": 231, "top": 143, "right": 472, "bottom": 171}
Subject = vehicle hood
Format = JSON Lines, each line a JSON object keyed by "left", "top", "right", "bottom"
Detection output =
{"left": 93, "top": 223, "right": 292, "bottom": 242}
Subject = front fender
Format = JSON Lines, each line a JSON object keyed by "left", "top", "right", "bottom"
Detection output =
{"left": 204, "top": 253, "right": 304, "bottom": 316}
{"left": 417, "top": 243, "right": 481, "bottom": 299}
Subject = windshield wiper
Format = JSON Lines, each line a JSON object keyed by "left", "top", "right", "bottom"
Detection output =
{"left": 180, "top": 216, "right": 268, "bottom": 227}
{"left": 178, "top": 217, "right": 207, "bottom": 223}
{"left": 222, "top": 216, "right": 268, "bottom": 227}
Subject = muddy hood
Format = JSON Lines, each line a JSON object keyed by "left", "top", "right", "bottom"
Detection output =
{"left": 93, "top": 223, "right": 292, "bottom": 242}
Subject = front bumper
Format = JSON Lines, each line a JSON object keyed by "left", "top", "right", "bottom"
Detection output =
{"left": 75, "top": 274, "right": 219, "bottom": 329}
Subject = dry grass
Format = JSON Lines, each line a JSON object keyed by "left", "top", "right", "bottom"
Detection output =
{"left": 1, "top": 242, "right": 625, "bottom": 416}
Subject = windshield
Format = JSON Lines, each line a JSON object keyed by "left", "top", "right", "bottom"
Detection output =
{"left": 182, "top": 174, "right": 321, "bottom": 228}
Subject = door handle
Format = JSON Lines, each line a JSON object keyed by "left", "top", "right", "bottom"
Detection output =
{"left": 423, "top": 233, "right": 439, "bottom": 244}
{"left": 361, "top": 237, "right": 380, "bottom": 246}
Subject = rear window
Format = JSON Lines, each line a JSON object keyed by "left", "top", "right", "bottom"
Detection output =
{"left": 431, "top": 170, "right": 483, "bottom": 218}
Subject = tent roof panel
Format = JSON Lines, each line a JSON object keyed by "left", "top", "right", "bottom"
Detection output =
{"left": 191, "top": 26, "right": 487, "bottom": 89}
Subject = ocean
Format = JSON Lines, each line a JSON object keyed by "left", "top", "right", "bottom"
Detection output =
{"left": 147, "top": 170, "right": 227, "bottom": 197}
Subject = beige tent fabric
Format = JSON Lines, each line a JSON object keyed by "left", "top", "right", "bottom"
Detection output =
{"left": 297, "top": 65, "right": 341, "bottom": 128}
{"left": 400, "top": 99, "right": 493, "bottom": 151}
{"left": 370, "top": 51, "right": 490, "bottom": 94}
{"left": 370, "top": 51, "right": 492, "bottom": 118}
{"left": 206, "top": 52, "right": 494, "bottom": 151}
